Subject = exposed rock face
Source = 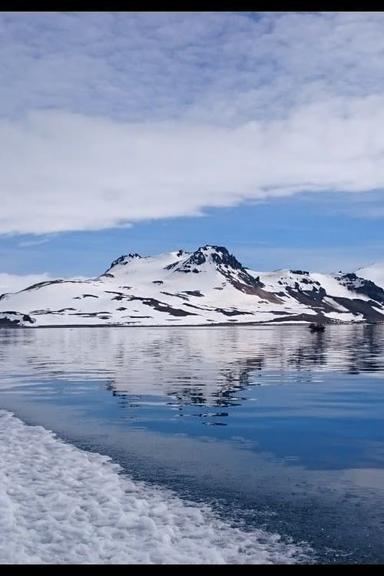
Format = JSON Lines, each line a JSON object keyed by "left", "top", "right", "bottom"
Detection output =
{"left": 173, "top": 245, "right": 243, "bottom": 272}
{"left": 336, "top": 273, "right": 384, "bottom": 304}
{"left": 0, "top": 311, "right": 36, "bottom": 326}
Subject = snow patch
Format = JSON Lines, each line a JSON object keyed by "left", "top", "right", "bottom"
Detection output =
{"left": 310, "top": 273, "right": 359, "bottom": 299}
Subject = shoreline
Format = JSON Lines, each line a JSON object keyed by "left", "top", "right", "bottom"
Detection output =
{"left": 1, "top": 320, "right": 383, "bottom": 329}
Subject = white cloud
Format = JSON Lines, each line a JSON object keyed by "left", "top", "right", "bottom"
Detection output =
{"left": 0, "top": 271, "right": 88, "bottom": 294}
{"left": 239, "top": 244, "right": 384, "bottom": 274}
{"left": 1, "top": 12, "right": 384, "bottom": 123}
{"left": 0, "top": 272, "right": 54, "bottom": 295}
{"left": 0, "top": 98, "right": 384, "bottom": 234}
{"left": 1, "top": 12, "right": 384, "bottom": 236}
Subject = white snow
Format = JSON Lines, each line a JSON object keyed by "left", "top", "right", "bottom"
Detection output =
{"left": 357, "top": 262, "right": 384, "bottom": 289}
{"left": 0, "top": 410, "right": 309, "bottom": 564}
{"left": 308, "top": 273, "right": 363, "bottom": 299}
{"left": 322, "top": 296, "right": 349, "bottom": 312}
{"left": 249, "top": 269, "right": 365, "bottom": 317}
{"left": 0, "top": 247, "right": 383, "bottom": 326}
{"left": 0, "top": 248, "right": 298, "bottom": 326}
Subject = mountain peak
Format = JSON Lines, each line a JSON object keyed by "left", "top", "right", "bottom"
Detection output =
{"left": 176, "top": 245, "right": 243, "bottom": 272}
{"left": 165, "top": 244, "right": 280, "bottom": 300}
{"left": 102, "top": 253, "right": 143, "bottom": 277}
{"left": 107, "top": 253, "right": 142, "bottom": 270}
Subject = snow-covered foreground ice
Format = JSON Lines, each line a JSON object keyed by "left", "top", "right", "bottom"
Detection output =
{"left": 0, "top": 410, "right": 310, "bottom": 564}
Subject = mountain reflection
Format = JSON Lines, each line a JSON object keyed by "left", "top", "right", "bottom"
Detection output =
{"left": 0, "top": 325, "right": 383, "bottom": 410}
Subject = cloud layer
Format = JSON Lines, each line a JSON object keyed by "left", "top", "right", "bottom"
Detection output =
{"left": 1, "top": 97, "right": 384, "bottom": 234}
{"left": 2, "top": 12, "right": 384, "bottom": 123}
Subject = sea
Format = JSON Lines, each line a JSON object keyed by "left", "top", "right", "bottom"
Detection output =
{"left": 0, "top": 324, "right": 383, "bottom": 564}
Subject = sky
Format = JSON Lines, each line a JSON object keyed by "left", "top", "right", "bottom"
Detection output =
{"left": 1, "top": 11, "right": 384, "bottom": 292}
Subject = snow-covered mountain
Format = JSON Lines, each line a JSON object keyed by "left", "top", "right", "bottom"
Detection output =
{"left": 1, "top": 245, "right": 384, "bottom": 326}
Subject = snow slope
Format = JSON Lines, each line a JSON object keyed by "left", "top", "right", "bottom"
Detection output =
{"left": 247, "top": 267, "right": 384, "bottom": 324}
{"left": 1, "top": 245, "right": 384, "bottom": 326}
{"left": 357, "top": 263, "right": 384, "bottom": 289}
{"left": 0, "top": 410, "right": 310, "bottom": 564}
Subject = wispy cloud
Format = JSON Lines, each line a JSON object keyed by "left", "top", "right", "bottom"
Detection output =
{"left": 2, "top": 12, "right": 384, "bottom": 123}
{"left": 17, "top": 234, "right": 56, "bottom": 248}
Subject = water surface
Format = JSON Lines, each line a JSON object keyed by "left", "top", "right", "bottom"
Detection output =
{"left": 0, "top": 325, "right": 383, "bottom": 563}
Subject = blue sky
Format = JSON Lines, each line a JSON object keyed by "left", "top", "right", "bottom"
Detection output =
{"left": 1, "top": 12, "right": 384, "bottom": 289}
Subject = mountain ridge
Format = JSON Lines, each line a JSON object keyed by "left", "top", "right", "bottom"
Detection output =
{"left": 1, "top": 245, "right": 384, "bottom": 327}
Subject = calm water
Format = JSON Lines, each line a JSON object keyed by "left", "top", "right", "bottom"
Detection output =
{"left": 0, "top": 325, "right": 384, "bottom": 563}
